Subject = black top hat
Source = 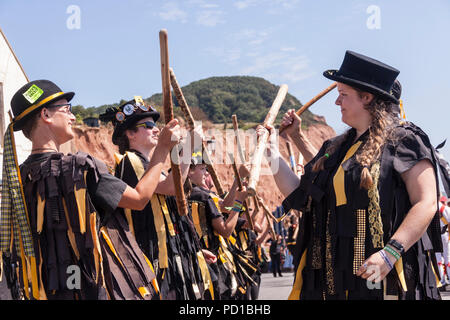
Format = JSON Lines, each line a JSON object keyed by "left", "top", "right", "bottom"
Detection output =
{"left": 99, "top": 97, "right": 160, "bottom": 145}
{"left": 323, "top": 51, "right": 400, "bottom": 104}
{"left": 10, "top": 80, "right": 75, "bottom": 131}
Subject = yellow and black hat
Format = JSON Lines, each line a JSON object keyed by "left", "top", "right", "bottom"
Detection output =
{"left": 10, "top": 80, "right": 75, "bottom": 131}
{"left": 99, "top": 96, "right": 160, "bottom": 145}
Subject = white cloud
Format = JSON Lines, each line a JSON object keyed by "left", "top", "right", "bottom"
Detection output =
{"left": 234, "top": 0, "right": 258, "bottom": 10}
{"left": 196, "top": 10, "right": 225, "bottom": 27}
{"left": 158, "top": 2, "right": 188, "bottom": 22}
{"left": 240, "top": 52, "right": 314, "bottom": 83}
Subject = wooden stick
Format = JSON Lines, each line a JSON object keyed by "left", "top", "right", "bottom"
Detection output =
{"left": 229, "top": 153, "right": 254, "bottom": 230}
{"left": 169, "top": 68, "right": 225, "bottom": 196}
{"left": 256, "top": 196, "right": 276, "bottom": 240}
{"left": 232, "top": 114, "right": 261, "bottom": 215}
{"left": 279, "top": 82, "right": 336, "bottom": 135}
{"left": 286, "top": 140, "right": 297, "bottom": 175}
{"left": 248, "top": 84, "right": 288, "bottom": 196}
{"left": 159, "top": 29, "right": 188, "bottom": 216}
{"left": 232, "top": 115, "right": 247, "bottom": 164}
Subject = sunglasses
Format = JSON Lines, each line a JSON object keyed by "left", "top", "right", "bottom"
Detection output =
{"left": 135, "top": 121, "right": 156, "bottom": 129}
{"left": 48, "top": 103, "right": 72, "bottom": 114}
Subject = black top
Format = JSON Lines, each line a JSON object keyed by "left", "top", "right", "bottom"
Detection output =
{"left": 22, "top": 152, "right": 127, "bottom": 217}
{"left": 269, "top": 240, "right": 283, "bottom": 256}
{"left": 282, "top": 122, "right": 442, "bottom": 300}
{"left": 189, "top": 185, "right": 224, "bottom": 254}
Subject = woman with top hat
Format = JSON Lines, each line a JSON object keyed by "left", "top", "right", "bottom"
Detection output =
{"left": 0, "top": 80, "right": 181, "bottom": 300}
{"left": 99, "top": 99, "right": 216, "bottom": 300}
{"left": 258, "top": 51, "right": 442, "bottom": 300}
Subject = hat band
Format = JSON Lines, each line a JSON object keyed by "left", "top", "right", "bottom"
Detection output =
{"left": 14, "top": 92, "right": 65, "bottom": 122}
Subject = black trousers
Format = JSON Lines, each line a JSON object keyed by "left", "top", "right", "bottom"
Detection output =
{"left": 270, "top": 253, "right": 282, "bottom": 276}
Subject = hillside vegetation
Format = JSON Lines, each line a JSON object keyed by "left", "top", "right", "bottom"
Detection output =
{"left": 73, "top": 76, "right": 324, "bottom": 128}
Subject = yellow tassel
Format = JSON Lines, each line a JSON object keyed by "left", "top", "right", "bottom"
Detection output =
{"left": 29, "top": 256, "right": 40, "bottom": 300}
{"left": 288, "top": 249, "right": 308, "bottom": 300}
{"left": 36, "top": 192, "right": 45, "bottom": 234}
{"left": 74, "top": 173, "right": 87, "bottom": 234}
{"left": 399, "top": 99, "right": 407, "bottom": 123}
{"left": 394, "top": 257, "right": 408, "bottom": 292}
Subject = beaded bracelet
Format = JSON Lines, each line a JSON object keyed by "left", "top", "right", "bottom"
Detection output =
{"left": 231, "top": 201, "right": 243, "bottom": 212}
{"left": 383, "top": 245, "right": 401, "bottom": 261}
{"left": 379, "top": 249, "right": 394, "bottom": 270}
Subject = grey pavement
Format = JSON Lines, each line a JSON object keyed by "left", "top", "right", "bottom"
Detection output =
{"left": 258, "top": 271, "right": 450, "bottom": 300}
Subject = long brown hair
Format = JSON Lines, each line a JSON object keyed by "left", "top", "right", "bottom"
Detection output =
{"left": 312, "top": 89, "right": 398, "bottom": 189}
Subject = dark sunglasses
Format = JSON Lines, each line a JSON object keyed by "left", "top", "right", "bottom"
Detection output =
{"left": 135, "top": 121, "right": 156, "bottom": 129}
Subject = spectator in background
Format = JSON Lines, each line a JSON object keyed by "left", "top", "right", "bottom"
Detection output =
{"left": 269, "top": 234, "right": 285, "bottom": 277}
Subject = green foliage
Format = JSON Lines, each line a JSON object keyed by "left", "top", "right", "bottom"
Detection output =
{"left": 71, "top": 76, "right": 324, "bottom": 128}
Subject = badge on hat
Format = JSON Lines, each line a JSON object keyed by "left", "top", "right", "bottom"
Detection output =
{"left": 22, "top": 84, "right": 44, "bottom": 104}
{"left": 134, "top": 96, "right": 149, "bottom": 112}
{"left": 122, "top": 104, "right": 135, "bottom": 116}
{"left": 115, "top": 111, "right": 125, "bottom": 122}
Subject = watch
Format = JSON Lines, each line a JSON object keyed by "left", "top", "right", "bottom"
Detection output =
{"left": 387, "top": 239, "right": 405, "bottom": 255}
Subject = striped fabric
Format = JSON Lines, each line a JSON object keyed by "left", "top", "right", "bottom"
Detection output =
{"left": 0, "top": 123, "right": 35, "bottom": 257}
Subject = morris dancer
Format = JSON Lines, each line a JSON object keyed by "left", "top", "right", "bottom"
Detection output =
{"left": 258, "top": 51, "right": 443, "bottom": 300}
{"left": 99, "top": 99, "right": 216, "bottom": 300}
{"left": 0, "top": 80, "right": 181, "bottom": 300}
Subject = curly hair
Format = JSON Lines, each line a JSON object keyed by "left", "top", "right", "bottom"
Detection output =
{"left": 312, "top": 89, "right": 399, "bottom": 189}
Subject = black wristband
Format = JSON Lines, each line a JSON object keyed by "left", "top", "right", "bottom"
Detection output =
{"left": 387, "top": 239, "right": 405, "bottom": 255}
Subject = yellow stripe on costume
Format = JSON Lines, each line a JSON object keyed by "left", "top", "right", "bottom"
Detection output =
{"left": 114, "top": 153, "right": 124, "bottom": 166}
{"left": 159, "top": 195, "right": 175, "bottom": 237}
{"left": 191, "top": 202, "right": 203, "bottom": 237}
{"left": 124, "top": 208, "right": 135, "bottom": 237}
{"left": 100, "top": 227, "right": 125, "bottom": 269}
{"left": 74, "top": 171, "right": 87, "bottom": 234}
{"left": 394, "top": 257, "right": 408, "bottom": 292}
{"left": 151, "top": 195, "right": 169, "bottom": 269}
{"left": 142, "top": 253, "right": 160, "bottom": 295}
{"left": 62, "top": 198, "right": 80, "bottom": 260}
{"left": 36, "top": 192, "right": 45, "bottom": 234}
{"left": 333, "top": 141, "right": 362, "bottom": 206}
{"left": 288, "top": 249, "right": 308, "bottom": 300}
{"left": 196, "top": 251, "right": 214, "bottom": 300}
{"left": 125, "top": 151, "right": 145, "bottom": 179}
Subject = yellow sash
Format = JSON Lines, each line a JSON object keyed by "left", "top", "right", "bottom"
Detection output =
{"left": 333, "top": 141, "right": 362, "bottom": 206}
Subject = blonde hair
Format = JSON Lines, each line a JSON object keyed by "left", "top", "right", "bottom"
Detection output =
{"left": 312, "top": 90, "right": 398, "bottom": 189}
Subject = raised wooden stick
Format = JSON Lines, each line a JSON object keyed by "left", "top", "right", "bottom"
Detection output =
{"left": 169, "top": 68, "right": 225, "bottom": 196}
{"left": 286, "top": 140, "right": 297, "bottom": 175}
{"left": 229, "top": 153, "right": 254, "bottom": 230}
{"left": 247, "top": 84, "right": 288, "bottom": 196}
{"left": 279, "top": 82, "right": 336, "bottom": 135}
{"left": 256, "top": 196, "right": 276, "bottom": 240}
{"left": 159, "top": 29, "right": 188, "bottom": 216}
{"left": 232, "top": 115, "right": 247, "bottom": 164}
{"left": 232, "top": 114, "right": 261, "bottom": 216}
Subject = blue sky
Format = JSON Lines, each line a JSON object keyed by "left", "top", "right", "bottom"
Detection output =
{"left": 1, "top": 0, "right": 450, "bottom": 161}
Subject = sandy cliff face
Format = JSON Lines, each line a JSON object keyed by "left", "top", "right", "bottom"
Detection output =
{"left": 62, "top": 122, "right": 336, "bottom": 211}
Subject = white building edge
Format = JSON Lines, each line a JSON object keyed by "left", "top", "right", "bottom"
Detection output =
{"left": 0, "top": 27, "right": 32, "bottom": 169}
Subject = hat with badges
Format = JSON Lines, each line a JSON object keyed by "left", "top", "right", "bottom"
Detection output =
{"left": 99, "top": 96, "right": 160, "bottom": 145}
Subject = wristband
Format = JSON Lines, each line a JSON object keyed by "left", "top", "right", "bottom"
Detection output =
{"left": 383, "top": 245, "right": 401, "bottom": 261}
{"left": 379, "top": 249, "right": 394, "bottom": 270}
{"left": 387, "top": 239, "right": 405, "bottom": 255}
